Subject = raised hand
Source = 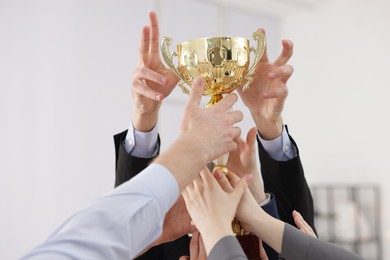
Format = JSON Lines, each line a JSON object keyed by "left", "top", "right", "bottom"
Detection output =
{"left": 237, "top": 30, "right": 294, "bottom": 140}
{"left": 131, "top": 11, "right": 179, "bottom": 131}
{"left": 180, "top": 77, "right": 243, "bottom": 164}
{"left": 154, "top": 77, "right": 243, "bottom": 191}
{"left": 226, "top": 127, "right": 267, "bottom": 203}
{"left": 182, "top": 167, "right": 252, "bottom": 255}
{"left": 292, "top": 210, "right": 317, "bottom": 238}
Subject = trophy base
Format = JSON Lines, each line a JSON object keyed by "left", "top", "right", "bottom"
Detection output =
{"left": 236, "top": 234, "right": 261, "bottom": 260}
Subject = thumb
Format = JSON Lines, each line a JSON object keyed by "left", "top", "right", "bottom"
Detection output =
{"left": 179, "top": 256, "right": 190, "bottom": 260}
{"left": 246, "top": 127, "right": 257, "bottom": 148}
{"left": 185, "top": 77, "right": 204, "bottom": 110}
{"left": 232, "top": 174, "right": 253, "bottom": 201}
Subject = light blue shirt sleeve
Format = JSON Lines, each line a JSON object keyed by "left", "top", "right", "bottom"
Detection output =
{"left": 22, "top": 164, "right": 179, "bottom": 260}
{"left": 124, "top": 122, "right": 159, "bottom": 158}
{"left": 257, "top": 125, "right": 297, "bottom": 161}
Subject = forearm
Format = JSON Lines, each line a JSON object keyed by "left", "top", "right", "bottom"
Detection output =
{"left": 201, "top": 226, "right": 234, "bottom": 256}
{"left": 246, "top": 207, "right": 284, "bottom": 253}
{"left": 23, "top": 164, "right": 178, "bottom": 260}
{"left": 131, "top": 103, "right": 159, "bottom": 132}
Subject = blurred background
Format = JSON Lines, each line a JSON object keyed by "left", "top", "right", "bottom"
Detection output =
{"left": 1, "top": 0, "right": 389, "bottom": 259}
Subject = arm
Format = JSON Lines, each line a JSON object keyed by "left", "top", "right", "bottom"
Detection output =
{"left": 236, "top": 32, "right": 315, "bottom": 231}
{"left": 229, "top": 172, "right": 363, "bottom": 260}
{"left": 257, "top": 128, "right": 316, "bottom": 232}
{"left": 114, "top": 129, "right": 160, "bottom": 187}
{"left": 280, "top": 224, "right": 363, "bottom": 260}
{"left": 23, "top": 164, "right": 180, "bottom": 260}
{"left": 114, "top": 11, "right": 178, "bottom": 187}
{"left": 22, "top": 77, "right": 243, "bottom": 260}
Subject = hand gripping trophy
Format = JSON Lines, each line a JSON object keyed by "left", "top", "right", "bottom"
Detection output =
{"left": 161, "top": 31, "right": 266, "bottom": 258}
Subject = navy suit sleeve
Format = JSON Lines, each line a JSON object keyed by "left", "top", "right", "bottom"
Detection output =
{"left": 257, "top": 126, "right": 316, "bottom": 233}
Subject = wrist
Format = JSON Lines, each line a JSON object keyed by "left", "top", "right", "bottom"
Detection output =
{"left": 251, "top": 188, "right": 267, "bottom": 204}
{"left": 154, "top": 134, "right": 207, "bottom": 191}
{"left": 252, "top": 113, "right": 283, "bottom": 140}
{"left": 200, "top": 225, "right": 233, "bottom": 255}
{"left": 131, "top": 110, "right": 158, "bottom": 132}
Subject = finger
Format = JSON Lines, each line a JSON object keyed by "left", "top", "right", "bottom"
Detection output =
{"left": 190, "top": 231, "right": 200, "bottom": 258}
{"left": 199, "top": 167, "right": 213, "bottom": 187}
{"left": 259, "top": 240, "right": 269, "bottom": 260}
{"left": 225, "top": 170, "right": 241, "bottom": 187}
{"left": 185, "top": 77, "right": 204, "bottom": 110}
{"left": 213, "top": 169, "right": 234, "bottom": 192}
{"left": 134, "top": 66, "right": 169, "bottom": 85}
{"left": 231, "top": 126, "right": 242, "bottom": 140}
{"left": 182, "top": 188, "right": 190, "bottom": 204}
{"left": 149, "top": 11, "right": 160, "bottom": 55}
{"left": 213, "top": 92, "right": 238, "bottom": 112}
{"left": 274, "top": 39, "right": 293, "bottom": 66}
{"left": 132, "top": 79, "right": 164, "bottom": 101}
{"left": 226, "top": 110, "right": 244, "bottom": 126}
{"left": 233, "top": 135, "right": 245, "bottom": 148}
{"left": 256, "top": 28, "right": 269, "bottom": 62}
{"left": 268, "top": 65, "right": 294, "bottom": 82}
{"left": 192, "top": 173, "right": 204, "bottom": 192}
{"left": 198, "top": 233, "right": 207, "bottom": 258}
{"left": 178, "top": 256, "right": 189, "bottom": 260}
{"left": 293, "top": 210, "right": 311, "bottom": 232}
{"left": 246, "top": 127, "right": 257, "bottom": 151}
{"left": 294, "top": 210, "right": 315, "bottom": 235}
{"left": 139, "top": 26, "right": 150, "bottom": 64}
{"left": 231, "top": 174, "right": 253, "bottom": 202}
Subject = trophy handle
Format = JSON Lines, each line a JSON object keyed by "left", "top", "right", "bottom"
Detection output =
{"left": 242, "top": 30, "right": 266, "bottom": 91}
{"left": 160, "top": 36, "right": 190, "bottom": 95}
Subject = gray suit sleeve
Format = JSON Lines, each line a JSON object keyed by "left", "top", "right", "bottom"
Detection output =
{"left": 280, "top": 224, "right": 364, "bottom": 260}
{"left": 208, "top": 236, "right": 248, "bottom": 260}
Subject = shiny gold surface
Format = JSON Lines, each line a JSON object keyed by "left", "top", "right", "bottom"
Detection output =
{"left": 161, "top": 31, "right": 265, "bottom": 106}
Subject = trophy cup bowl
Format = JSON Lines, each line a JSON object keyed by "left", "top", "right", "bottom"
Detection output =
{"left": 160, "top": 31, "right": 266, "bottom": 107}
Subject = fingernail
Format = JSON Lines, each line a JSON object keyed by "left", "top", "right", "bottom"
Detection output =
{"left": 269, "top": 72, "right": 276, "bottom": 79}
{"left": 213, "top": 170, "right": 222, "bottom": 179}
{"left": 193, "top": 77, "right": 202, "bottom": 85}
{"left": 263, "top": 92, "right": 269, "bottom": 97}
{"left": 155, "top": 94, "right": 163, "bottom": 101}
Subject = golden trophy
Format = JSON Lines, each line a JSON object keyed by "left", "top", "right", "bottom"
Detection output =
{"left": 161, "top": 32, "right": 266, "bottom": 259}
{"left": 161, "top": 32, "right": 265, "bottom": 172}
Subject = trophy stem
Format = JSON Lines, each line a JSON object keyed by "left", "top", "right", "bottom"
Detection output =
{"left": 205, "top": 94, "right": 224, "bottom": 108}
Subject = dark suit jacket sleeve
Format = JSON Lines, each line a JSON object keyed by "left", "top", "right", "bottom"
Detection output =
{"left": 113, "top": 130, "right": 160, "bottom": 187}
{"left": 257, "top": 126, "right": 316, "bottom": 232}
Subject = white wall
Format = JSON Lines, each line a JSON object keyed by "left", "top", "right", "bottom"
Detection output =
{"left": 1, "top": 0, "right": 388, "bottom": 259}
{"left": 0, "top": 0, "right": 153, "bottom": 258}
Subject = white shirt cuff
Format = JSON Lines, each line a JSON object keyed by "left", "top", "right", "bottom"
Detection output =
{"left": 257, "top": 125, "right": 296, "bottom": 161}
{"left": 123, "top": 122, "right": 159, "bottom": 158}
{"left": 259, "top": 193, "right": 271, "bottom": 207}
